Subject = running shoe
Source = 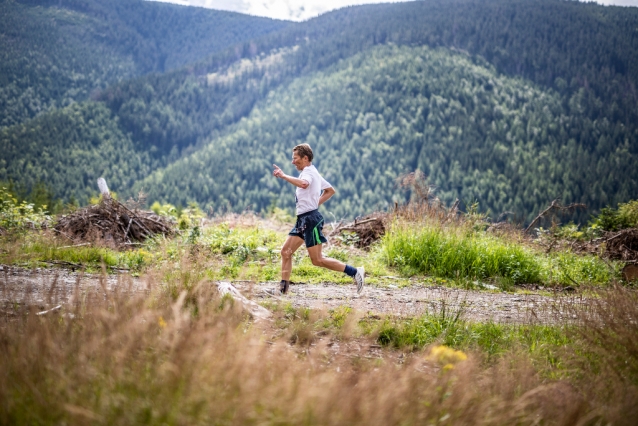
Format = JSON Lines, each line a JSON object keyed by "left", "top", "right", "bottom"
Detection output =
{"left": 279, "top": 280, "right": 290, "bottom": 295}
{"left": 354, "top": 267, "right": 365, "bottom": 293}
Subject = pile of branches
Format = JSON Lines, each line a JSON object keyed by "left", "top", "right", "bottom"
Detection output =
{"left": 329, "top": 215, "right": 386, "bottom": 249}
{"left": 574, "top": 228, "right": 638, "bottom": 262}
{"left": 55, "top": 199, "right": 175, "bottom": 248}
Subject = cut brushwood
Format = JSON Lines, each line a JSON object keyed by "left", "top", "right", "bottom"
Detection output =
{"left": 574, "top": 228, "right": 638, "bottom": 262}
{"left": 54, "top": 198, "right": 174, "bottom": 248}
{"left": 329, "top": 215, "right": 386, "bottom": 248}
{"left": 53, "top": 177, "right": 175, "bottom": 247}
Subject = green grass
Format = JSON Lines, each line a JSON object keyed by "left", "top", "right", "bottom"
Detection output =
{"left": 1, "top": 223, "right": 286, "bottom": 279}
{"left": 1, "top": 234, "right": 154, "bottom": 272}
{"left": 266, "top": 297, "right": 573, "bottom": 375}
{"left": 377, "top": 310, "right": 571, "bottom": 369}
{"left": 539, "top": 252, "right": 621, "bottom": 286}
{"left": 192, "top": 222, "right": 391, "bottom": 285}
{"left": 381, "top": 221, "right": 542, "bottom": 284}
{"left": 380, "top": 220, "right": 619, "bottom": 287}
{"left": 266, "top": 296, "right": 571, "bottom": 374}
{"left": 202, "top": 223, "right": 282, "bottom": 261}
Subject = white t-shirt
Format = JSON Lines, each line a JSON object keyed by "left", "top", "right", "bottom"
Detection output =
{"left": 296, "top": 165, "right": 332, "bottom": 215}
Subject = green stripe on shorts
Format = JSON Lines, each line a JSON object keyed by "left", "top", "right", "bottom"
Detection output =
{"left": 313, "top": 219, "right": 323, "bottom": 245}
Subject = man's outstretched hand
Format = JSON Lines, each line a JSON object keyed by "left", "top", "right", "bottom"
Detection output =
{"left": 273, "top": 164, "right": 285, "bottom": 179}
{"left": 273, "top": 163, "right": 310, "bottom": 189}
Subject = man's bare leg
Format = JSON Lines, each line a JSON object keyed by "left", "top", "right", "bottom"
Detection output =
{"left": 279, "top": 238, "right": 365, "bottom": 294}
{"left": 307, "top": 243, "right": 366, "bottom": 293}
{"left": 306, "top": 244, "right": 347, "bottom": 271}
{"left": 281, "top": 235, "right": 304, "bottom": 282}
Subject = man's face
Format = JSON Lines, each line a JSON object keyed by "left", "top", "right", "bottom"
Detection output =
{"left": 291, "top": 152, "right": 309, "bottom": 171}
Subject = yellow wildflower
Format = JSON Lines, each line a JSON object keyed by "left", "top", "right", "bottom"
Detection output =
{"left": 427, "top": 345, "right": 468, "bottom": 366}
{"left": 158, "top": 316, "right": 167, "bottom": 329}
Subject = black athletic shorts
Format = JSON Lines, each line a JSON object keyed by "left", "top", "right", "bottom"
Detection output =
{"left": 289, "top": 209, "right": 327, "bottom": 248}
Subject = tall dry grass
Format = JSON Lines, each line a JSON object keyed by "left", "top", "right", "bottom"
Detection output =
{"left": 563, "top": 284, "right": 638, "bottom": 424}
{"left": 3, "top": 271, "right": 637, "bottom": 425}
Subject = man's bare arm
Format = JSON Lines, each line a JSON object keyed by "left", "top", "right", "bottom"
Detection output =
{"left": 273, "top": 164, "right": 309, "bottom": 189}
{"left": 318, "top": 187, "right": 335, "bottom": 206}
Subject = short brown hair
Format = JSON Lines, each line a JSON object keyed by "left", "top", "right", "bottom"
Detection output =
{"left": 293, "top": 143, "right": 313, "bottom": 162}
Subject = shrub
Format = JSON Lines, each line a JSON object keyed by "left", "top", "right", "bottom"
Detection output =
{"left": 618, "top": 200, "right": 638, "bottom": 228}
{"left": 150, "top": 201, "right": 204, "bottom": 230}
{"left": 590, "top": 199, "right": 638, "bottom": 232}
{"left": 0, "top": 186, "right": 50, "bottom": 233}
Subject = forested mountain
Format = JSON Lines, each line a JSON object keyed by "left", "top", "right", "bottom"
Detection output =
{"left": 0, "top": 102, "right": 152, "bottom": 203}
{"left": 0, "top": 0, "right": 289, "bottom": 127}
{"left": 1, "top": 0, "right": 637, "bottom": 222}
{"left": 136, "top": 45, "right": 637, "bottom": 221}
{"left": 91, "top": 0, "right": 638, "bottom": 166}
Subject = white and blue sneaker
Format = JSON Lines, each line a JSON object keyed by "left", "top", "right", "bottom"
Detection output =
{"left": 354, "top": 267, "right": 365, "bottom": 294}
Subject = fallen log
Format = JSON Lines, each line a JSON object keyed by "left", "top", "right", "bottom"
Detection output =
{"left": 217, "top": 282, "right": 272, "bottom": 321}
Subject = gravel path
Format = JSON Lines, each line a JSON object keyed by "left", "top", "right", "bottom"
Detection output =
{"left": 1, "top": 266, "right": 577, "bottom": 324}
{"left": 248, "top": 281, "right": 574, "bottom": 324}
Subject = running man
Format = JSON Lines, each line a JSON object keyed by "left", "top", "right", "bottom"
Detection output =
{"left": 272, "top": 143, "right": 364, "bottom": 295}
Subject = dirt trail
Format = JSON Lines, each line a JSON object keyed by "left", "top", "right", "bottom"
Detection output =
{"left": 1, "top": 266, "right": 576, "bottom": 324}
{"left": 248, "top": 281, "right": 575, "bottom": 324}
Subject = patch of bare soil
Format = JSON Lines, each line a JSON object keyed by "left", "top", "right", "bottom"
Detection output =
{"left": 1, "top": 266, "right": 577, "bottom": 324}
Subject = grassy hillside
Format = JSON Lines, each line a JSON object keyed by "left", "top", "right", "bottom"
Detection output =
{"left": 0, "top": 0, "right": 289, "bottom": 127}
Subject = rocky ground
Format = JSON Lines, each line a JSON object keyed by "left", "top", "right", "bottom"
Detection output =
{"left": 249, "top": 281, "right": 580, "bottom": 324}
{"left": 1, "top": 265, "right": 582, "bottom": 324}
